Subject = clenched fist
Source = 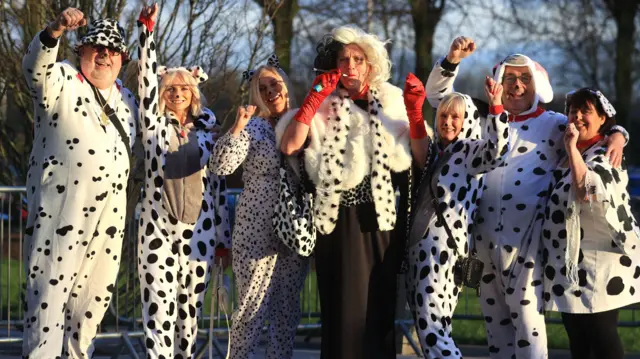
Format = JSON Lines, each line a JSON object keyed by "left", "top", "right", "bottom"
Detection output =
{"left": 47, "top": 8, "right": 87, "bottom": 39}
{"left": 230, "top": 105, "right": 256, "bottom": 136}
{"left": 447, "top": 36, "right": 476, "bottom": 64}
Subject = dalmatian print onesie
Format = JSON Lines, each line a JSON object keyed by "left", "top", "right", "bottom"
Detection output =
{"left": 406, "top": 94, "right": 510, "bottom": 359}
{"left": 21, "top": 31, "right": 137, "bottom": 358}
{"left": 426, "top": 56, "right": 630, "bottom": 358}
{"left": 542, "top": 143, "right": 640, "bottom": 313}
{"left": 136, "top": 22, "right": 231, "bottom": 359}
{"left": 209, "top": 115, "right": 309, "bottom": 359}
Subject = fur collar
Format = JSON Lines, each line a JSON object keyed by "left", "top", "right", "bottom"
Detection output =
{"left": 276, "top": 82, "right": 422, "bottom": 234}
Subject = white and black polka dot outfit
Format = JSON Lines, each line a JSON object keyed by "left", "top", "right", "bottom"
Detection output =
{"left": 136, "top": 22, "right": 232, "bottom": 359}
{"left": 22, "top": 30, "right": 137, "bottom": 358}
{"left": 406, "top": 94, "right": 510, "bottom": 359}
{"left": 209, "top": 117, "right": 309, "bottom": 359}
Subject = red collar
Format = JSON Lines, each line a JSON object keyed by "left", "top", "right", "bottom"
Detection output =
{"left": 576, "top": 134, "right": 604, "bottom": 150}
{"left": 508, "top": 106, "right": 545, "bottom": 122}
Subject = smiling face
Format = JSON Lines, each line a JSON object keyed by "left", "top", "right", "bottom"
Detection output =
{"left": 436, "top": 94, "right": 466, "bottom": 147}
{"left": 258, "top": 70, "right": 288, "bottom": 116}
{"left": 79, "top": 44, "right": 123, "bottom": 90}
{"left": 337, "top": 43, "right": 370, "bottom": 93}
{"left": 568, "top": 100, "right": 606, "bottom": 141}
{"left": 501, "top": 65, "right": 535, "bottom": 115}
{"left": 161, "top": 73, "right": 194, "bottom": 115}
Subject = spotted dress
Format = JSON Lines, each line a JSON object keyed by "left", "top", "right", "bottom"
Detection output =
{"left": 542, "top": 142, "right": 640, "bottom": 313}
{"left": 406, "top": 94, "right": 510, "bottom": 359}
{"left": 136, "top": 21, "right": 231, "bottom": 359}
{"left": 209, "top": 117, "right": 309, "bottom": 359}
{"left": 21, "top": 30, "right": 138, "bottom": 358}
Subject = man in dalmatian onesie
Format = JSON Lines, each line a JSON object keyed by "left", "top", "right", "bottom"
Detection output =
{"left": 424, "top": 37, "right": 628, "bottom": 359}
{"left": 22, "top": 8, "right": 137, "bottom": 358}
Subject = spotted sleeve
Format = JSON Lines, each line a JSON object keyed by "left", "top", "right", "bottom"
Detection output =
{"left": 465, "top": 111, "right": 510, "bottom": 176}
{"left": 208, "top": 127, "right": 252, "bottom": 176}
{"left": 582, "top": 149, "right": 640, "bottom": 254}
{"left": 136, "top": 20, "right": 163, "bottom": 139}
{"left": 22, "top": 30, "right": 64, "bottom": 113}
{"left": 425, "top": 56, "right": 459, "bottom": 109}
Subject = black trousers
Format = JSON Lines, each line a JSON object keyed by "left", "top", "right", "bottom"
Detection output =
{"left": 561, "top": 309, "right": 624, "bottom": 359}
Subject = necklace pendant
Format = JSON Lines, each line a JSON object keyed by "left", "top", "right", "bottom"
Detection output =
{"left": 100, "top": 112, "right": 110, "bottom": 125}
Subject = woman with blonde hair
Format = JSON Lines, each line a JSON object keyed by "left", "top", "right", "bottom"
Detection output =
{"left": 136, "top": 5, "right": 231, "bottom": 358}
{"left": 405, "top": 78, "right": 510, "bottom": 358}
{"left": 277, "top": 25, "right": 430, "bottom": 359}
{"left": 209, "top": 55, "right": 308, "bottom": 358}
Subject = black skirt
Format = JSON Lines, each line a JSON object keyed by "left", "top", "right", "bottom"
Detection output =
{"left": 314, "top": 171, "right": 409, "bottom": 359}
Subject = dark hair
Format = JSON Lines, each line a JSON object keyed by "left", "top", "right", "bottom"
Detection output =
{"left": 313, "top": 36, "right": 344, "bottom": 76}
{"left": 566, "top": 88, "right": 615, "bottom": 135}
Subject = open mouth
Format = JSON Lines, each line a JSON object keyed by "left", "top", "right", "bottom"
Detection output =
{"left": 268, "top": 93, "right": 282, "bottom": 103}
{"left": 170, "top": 99, "right": 186, "bottom": 105}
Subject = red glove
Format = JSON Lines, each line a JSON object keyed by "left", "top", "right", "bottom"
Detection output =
{"left": 404, "top": 72, "right": 427, "bottom": 139}
{"left": 293, "top": 69, "right": 342, "bottom": 125}
{"left": 138, "top": 8, "right": 156, "bottom": 32}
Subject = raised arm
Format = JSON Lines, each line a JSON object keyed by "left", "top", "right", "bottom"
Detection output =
{"left": 403, "top": 73, "right": 430, "bottom": 168}
{"left": 136, "top": 4, "right": 162, "bottom": 137}
{"left": 466, "top": 78, "right": 509, "bottom": 176}
{"left": 22, "top": 8, "right": 87, "bottom": 111}
{"left": 425, "top": 36, "right": 476, "bottom": 109}
{"left": 280, "top": 70, "right": 341, "bottom": 155}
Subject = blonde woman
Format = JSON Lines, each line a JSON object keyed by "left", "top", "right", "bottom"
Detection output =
{"left": 209, "top": 58, "right": 308, "bottom": 358}
{"left": 136, "top": 5, "right": 231, "bottom": 358}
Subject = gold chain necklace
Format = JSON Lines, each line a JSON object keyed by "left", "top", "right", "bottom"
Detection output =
{"left": 96, "top": 85, "right": 115, "bottom": 125}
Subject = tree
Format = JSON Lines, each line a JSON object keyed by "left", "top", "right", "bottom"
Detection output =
{"left": 408, "top": 0, "right": 446, "bottom": 83}
{"left": 604, "top": 0, "right": 640, "bottom": 129}
{"left": 254, "top": 0, "right": 299, "bottom": 74}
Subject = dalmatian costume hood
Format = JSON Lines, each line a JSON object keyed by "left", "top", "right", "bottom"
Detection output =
{"left": 492, "top": 53, "right": 554, "bottom": 114}
{"left": 276, "top": 82, "right": 416, "bottom": 235}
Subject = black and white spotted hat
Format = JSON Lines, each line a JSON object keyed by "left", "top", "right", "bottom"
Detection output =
{"left": 74, "top": 18, "right": 128, "bottom": 57}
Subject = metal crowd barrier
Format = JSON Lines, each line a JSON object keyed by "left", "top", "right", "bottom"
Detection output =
{"left": 1, "top": 185, "right": 640, "bottom": 357}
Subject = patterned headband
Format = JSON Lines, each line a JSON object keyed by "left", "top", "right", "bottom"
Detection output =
{"left": 565, "top": 88, "right": 616, "bottom": 118}
{"left": 158, "top": 65, "right": 208, "bottom": 84}
{"left": 242, "top": 54, "right": 281, "bottom": 82}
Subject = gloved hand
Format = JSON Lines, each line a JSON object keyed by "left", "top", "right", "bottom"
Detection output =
{"left": 293, "top": 69, "right": 342, "bottom": 125}
{"left": 404, "top": 72, "right": 427, "bottom": 139}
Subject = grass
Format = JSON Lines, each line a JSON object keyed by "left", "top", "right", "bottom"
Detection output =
{"left": 452, "top": 287, "right": 640, "bottom": 352}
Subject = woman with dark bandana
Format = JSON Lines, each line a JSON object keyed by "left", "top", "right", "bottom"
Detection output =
{"left": 209, "top": 56, "right": 308, "bottom": 358}
{"left": 136, "top": 5, "right": 231, "bottom": 358}
{"left": 277, "top": 25, "right": 429, "bottom": 359}
{"left": 541, "top": 88, "right": 640, "bottom": 359}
